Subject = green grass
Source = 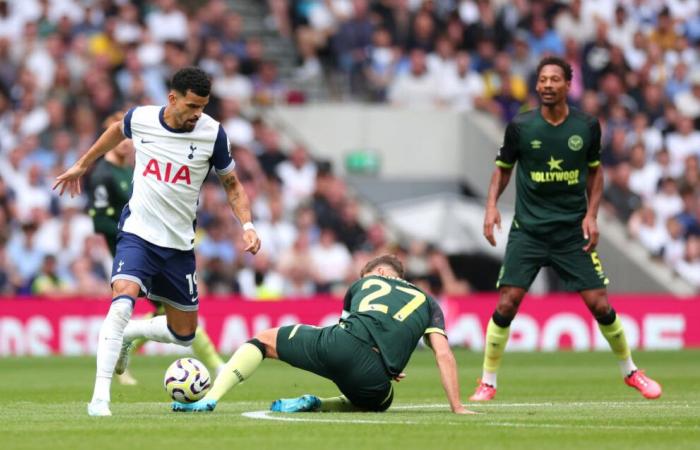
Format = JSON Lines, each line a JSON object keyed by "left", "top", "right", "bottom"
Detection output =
{"left": 2, "top": 350, "right": 699, "bottom": 450}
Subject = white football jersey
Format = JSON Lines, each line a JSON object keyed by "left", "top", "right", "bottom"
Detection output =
{"left": 120, "top": 105, "right": 235, "bottom": 250}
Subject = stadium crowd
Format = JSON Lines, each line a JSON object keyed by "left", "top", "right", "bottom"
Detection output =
{"left": 0, "top": 0, "right": 698, "bottom": 295}
{"left": 0, "top": 0, "right": 470, "bottom": 299}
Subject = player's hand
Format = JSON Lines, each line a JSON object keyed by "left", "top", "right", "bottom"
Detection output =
{"left": 52, "top": 164, "right": 87, "bottom": 197}
{"left": 242, "top": 229, "right": 261, "bottom": 254}
{"left": 483, "top": 205, "right": 501, "bottom": 247}
{"left": 393, "top": 372, "right": 406, "bottom": 382}
{"left": 452, "top": 405, "right": 478, "bottom": 415}
{"left": 582, "top": 214, "right": 599, "bottom": 253}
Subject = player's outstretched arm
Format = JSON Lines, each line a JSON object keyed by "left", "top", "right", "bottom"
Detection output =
{"left": 219, "top": 170, "right": 261, "bottom": 254}
{"left": 582, "top": 165, "right": 603, "bottom": 252}
{"left": 53, "top": 121, "right": 126, "bottom": 196}
{"left": 483, "top": 167, "right": 512, "bottom": 247}
{"left": 427, "top": 333, "right": 476, "bottom": 415}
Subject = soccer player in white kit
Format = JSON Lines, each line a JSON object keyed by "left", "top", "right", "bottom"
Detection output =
{"left": 53, "top": 67, "right": 261, "bottom": 416}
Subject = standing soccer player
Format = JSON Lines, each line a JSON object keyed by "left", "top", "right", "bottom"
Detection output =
{"left": 172, "top": 254, "right": 474, "bottom": 415}
{"left": 469, "top": 56, "right": 661, "bottom": 402}
{"left": 86, "top": 114, "right": 226, "bottom": 386}
{"left": 54, "top": 67, "right": 261, "bottom": 416}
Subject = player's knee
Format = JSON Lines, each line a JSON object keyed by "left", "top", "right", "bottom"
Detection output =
{"left": 109, "top": 295, "right": 135, "bottom": 325}
{"left": 112, "top": 280, "right": 140, "bottom": 299}
{"left": 253, "top": 328, "right": 278, "bottom": 358}
{"left": 497, "top": 287, "right": 525, "bottom": 318}
{"left": 167, "top": 325, "right": 196, "bottom": 346}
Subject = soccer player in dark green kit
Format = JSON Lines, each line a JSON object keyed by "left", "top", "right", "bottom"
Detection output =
{"left": 86, "top": 113, "right": 225, "bottom": 386}
{"left": 172, "top": 254, "right": 474, "bottom": 414}
{"left": 469, "top": 56, "right": 661, "bottom": 401}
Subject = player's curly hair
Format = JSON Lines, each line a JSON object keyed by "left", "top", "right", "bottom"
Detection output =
{"left": 536, "top": 56, "right": 573, "bottom": 81}
{"left": 170, "top": 67, "right": 211, "bottom": 97}
{"left": 360, "top": 254, "right": 405, "bottom": 278}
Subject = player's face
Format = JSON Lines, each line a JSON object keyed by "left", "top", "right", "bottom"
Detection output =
{"left": 535, "top": 65, "right": 570, "bottom": 106}
{"left": 170, "top": 90, "right": 209, "bottom": 131}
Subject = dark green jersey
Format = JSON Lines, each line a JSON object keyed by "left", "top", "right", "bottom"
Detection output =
{"left": 86, "top": 158, "right": 133, "bottom": 238}
{"left": 340, "top": 275, "right": 446, "bottom": 376}
{"left": 495, "top": 107, "right": 602, "bottom": 234}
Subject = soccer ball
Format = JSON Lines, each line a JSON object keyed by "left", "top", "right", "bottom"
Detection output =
{"left": 163, "top": 358, "right": 211, "bottom": 403}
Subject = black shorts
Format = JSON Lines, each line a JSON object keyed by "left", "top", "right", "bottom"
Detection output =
{"left": 276, "top": 324, "right": 394, "bottom": 411}
{"left": 497, "top": 225, "right": 609, "bottom": 292}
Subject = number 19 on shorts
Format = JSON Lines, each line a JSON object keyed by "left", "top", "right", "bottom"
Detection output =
{"left": 185, "top": 272, "right": 198, "bottom": 300}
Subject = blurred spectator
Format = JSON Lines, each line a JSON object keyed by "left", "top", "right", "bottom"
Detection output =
{"left": 675, "top": 73, "right": 700, "bottom": 119}
{"left": 388, "top": 48, "right": 438, "bottom": 108}
{"left": 31, "top": 254, "right": 70, "bottom": 297}
{"left": 211, "top": 53, "right": 253, "bottom": 105}
{"left": 603, "top": 162, "right": 642, "bottom": 222}
{"left": 438, "top": 51, "right": 487, "bottom": 112}
{"left": 310, "top": 227, "right": 352, "bottom": 293}
{"left": 675, "top": 235, "right": 700, "bottom": 287}
{"left": 237, "top": 252, "right": 284, "bottom": 300}
{"left": 255, "top": 195, "right": 296, "bottom": 263}
{"left": 277, "top": 143, "right": 317, "bottom": 213}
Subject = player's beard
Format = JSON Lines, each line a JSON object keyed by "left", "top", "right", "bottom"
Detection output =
{"left": 539, "top": 90, "right": 558, "bottom": 106}
{"left": 182, "top": 118, "right": 197, "bottom": 131}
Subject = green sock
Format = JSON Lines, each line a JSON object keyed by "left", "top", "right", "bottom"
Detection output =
{"left": 129, "top": 337, "right": 147, "bottom": 354}
{"left": 192, "top": 327, "right": 224, "bottom": 373}
{"left": 205, "top": 343, "right": 263, "bottom": 401}
{"left": 318, "top": 395, "right": 358, "bottom": 412}
{"left": 484, "top": 318, "right": 510, "bottom": 374}
{"left": 598, "top": 316, "right": 631, "bottom": 360}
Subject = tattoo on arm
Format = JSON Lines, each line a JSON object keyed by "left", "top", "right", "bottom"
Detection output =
{"left": 220, "top": 172, "right": 252, "bottom": 224}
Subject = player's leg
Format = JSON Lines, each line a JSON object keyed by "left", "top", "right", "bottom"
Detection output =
{"left": 172, "top": 328, "right": 276, "bottom": 412}
{"left": 580, "top": 288, "right": 662, "bottom": 399}
{"left": 551, "top": 229, "right": 661, "bottom": 399}
{"left": 116, "top": 245, "right": 199, "bottom": 374}
{"left": 88, "top": 279, "right": 140, "bottom": 416}
{"left": 471, "top": 227, "right": 544, "bottom": 401}
{"left": 191, "top": 326, "right": 225, "bottom": 376}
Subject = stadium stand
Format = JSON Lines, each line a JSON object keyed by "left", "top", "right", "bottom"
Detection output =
{"left": 0, "top": 0, "right": 698, "bottom": 297}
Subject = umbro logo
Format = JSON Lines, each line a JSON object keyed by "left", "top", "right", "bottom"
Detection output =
{"left": 530, "top": 140, "right": 542, "bottom": 149}
{"left": 117, "top": 260, "right": 124, "bottom": 272}
{"left": 188, "top": 143, "right": 197, "bottom": 160}
{"left": 141, "top": 138, "right": 155, "bottom": 144}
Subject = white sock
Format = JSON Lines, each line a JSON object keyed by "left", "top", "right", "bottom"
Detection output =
{"left": 91, "top": 297, "right": 134, "bottom": 403}
{"left": 123, "top": 315, "right": 194, "bottom": 346}
{"left": 482, "top": 370, "right": 497, "bottom": 388}
{"left": 618, "top": 357, "right": 638, "bottom": 377}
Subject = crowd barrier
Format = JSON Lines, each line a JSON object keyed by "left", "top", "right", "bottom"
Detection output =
{"left": 1, "top": 294, "right": 698, "bottom": 356}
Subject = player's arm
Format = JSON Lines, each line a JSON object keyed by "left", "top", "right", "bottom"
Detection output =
{"left": 424, "top": 298, "right": 474, "bottom": 414}
{"left": 427, "top": 333, "right": 472, "bottom": 415}
{"left": 485, "top": 121, "right": 519, "bottom": 246}
{"left": 219, "top": 170, "right": 261, "bottom": 254}
{"left": 583, "top": 119, "right": 603, "bottom": 252}
{"left": 53, "top": 121, "right": 126, "bottom": 196}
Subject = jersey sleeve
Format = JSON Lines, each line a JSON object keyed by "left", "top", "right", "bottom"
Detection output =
{"left": 211, "top": 125, "right": 236, "bottom": 176}
{"left": 122, "top": 107, "right": 136, "bottom": 139}
{"left": 495, "top": 121, "right": 520, "bottom": 169}
{"left": 587, "top": 119, "right": 602, "bottom": 168}
{"left": 424, "top": 298, "right": 447, "bottom": 336}
{"left": 341, "top": 280, "right": 360, "bottom": 319}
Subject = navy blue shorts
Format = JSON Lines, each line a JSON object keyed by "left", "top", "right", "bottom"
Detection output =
{"left": 111, "top": 232, "right": 199, "bottom": 311}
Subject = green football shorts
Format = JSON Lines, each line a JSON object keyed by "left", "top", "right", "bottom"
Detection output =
{"left": 276, "top": 324, "right": 394, "bottom": 411}
{"left": 497, "top": 224, "right": 610, "bottom": 292}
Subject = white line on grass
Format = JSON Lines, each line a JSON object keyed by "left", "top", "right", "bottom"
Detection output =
{"left": 242, "top": 402, "right": 700, "bottom": 431}
{"left": 242, "top": 410, "right": 418, "bottom": 425}
{"left": 393, "top": 401, "right": 695, "bottom": 410}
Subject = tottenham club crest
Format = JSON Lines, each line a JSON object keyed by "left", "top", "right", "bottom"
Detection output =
{"left": 568, "top": 135, "right": 583, "bottom": 151}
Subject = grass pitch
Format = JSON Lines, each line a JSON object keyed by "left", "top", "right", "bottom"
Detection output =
{"left": 2, "top": 349, "right": 699, "bottom": 450}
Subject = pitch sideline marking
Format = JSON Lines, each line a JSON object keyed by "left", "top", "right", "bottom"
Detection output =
{"left": 242, "top": 401, "right": 700, "bottom": 431}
